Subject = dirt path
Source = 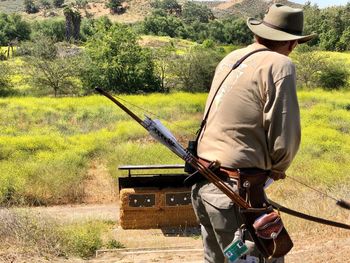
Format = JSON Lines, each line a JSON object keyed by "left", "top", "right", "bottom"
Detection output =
{"left": 19, "top": 202, "right": 348, "bottom": 263}
{"left": 23, "top": 203, "right": 120, "bottom": 223}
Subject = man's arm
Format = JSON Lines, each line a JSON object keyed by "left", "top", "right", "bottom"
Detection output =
{"left": 263, "top": 73, "right": 301, "bottom": 178}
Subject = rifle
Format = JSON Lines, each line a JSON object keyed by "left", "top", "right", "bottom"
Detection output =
{"left": 95, "top": 87, "right": 293, "bottom": 258}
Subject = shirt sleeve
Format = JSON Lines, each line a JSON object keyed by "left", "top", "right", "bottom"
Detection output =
{"left": 263, "top": 73, "right": 301, "bottom": 173}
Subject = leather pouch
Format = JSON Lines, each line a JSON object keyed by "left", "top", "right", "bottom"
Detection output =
{"left": 253, "top": 211, "right": 283, "bottom": 239}
{"left": 241, "top": 208, "right": 293, "bottom": 258}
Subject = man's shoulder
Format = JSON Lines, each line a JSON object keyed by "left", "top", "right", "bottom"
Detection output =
{"left": 262, "top": 52, "right": 295, "bottom": 79}
{"left": 268, "top": 52, "right": 294, "bottom": 68}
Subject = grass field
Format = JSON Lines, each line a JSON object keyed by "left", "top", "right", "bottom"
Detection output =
{"left": 0, "top": 90, "right": 349, "bottom": 206}
{"left": 0, "top": 93, "right": 204, "bottom": 205}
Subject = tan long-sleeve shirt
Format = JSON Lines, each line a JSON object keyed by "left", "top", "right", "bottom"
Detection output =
{"left": 197, "top": 43, "right": 301, "bottom": 173}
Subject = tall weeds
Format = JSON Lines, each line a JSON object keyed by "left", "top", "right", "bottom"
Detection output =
{"left": 0, "top": 209, "right": 119, "bottom": 259}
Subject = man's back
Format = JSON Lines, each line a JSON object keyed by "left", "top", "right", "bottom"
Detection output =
{"left": 197, "top": 43, "right": 300, "bottom": 173}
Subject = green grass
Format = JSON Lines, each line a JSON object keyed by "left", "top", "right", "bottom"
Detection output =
{"left": 0, "top": 89, "right": 350, "bottom": 245}
{"left": 0, "top": 93, "right": 205, "bottom": 205}
{"left": 288, "top": 89, "right": 350, "bottom": 187}
{"left": 319, "top": 51, "right": 350, "bottom": 64}
{"left": 0, "top": 88, "right": 350, "bottom": 206}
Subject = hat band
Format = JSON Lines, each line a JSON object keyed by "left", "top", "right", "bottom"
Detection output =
{"left": 262, "top": 21, "right": 302, "bottom": 36}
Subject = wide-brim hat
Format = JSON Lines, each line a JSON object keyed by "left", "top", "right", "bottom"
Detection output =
{"left": 247, "top": 3, "right": 317, "bottom": 44}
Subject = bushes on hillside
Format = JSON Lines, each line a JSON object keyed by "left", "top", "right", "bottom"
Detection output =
{"left": 182, "top": 1, "right": 213, "bottom": 23}
{"left": 31, "top": 19, "right": 66, "bottom": 42}
{"left": 143, "top": 10, "right": 187, "bottom": 38}
{"left": 141, "top": 5, "right": 252, "bottom": 45}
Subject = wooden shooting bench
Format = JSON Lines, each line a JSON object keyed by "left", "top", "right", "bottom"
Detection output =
{"left": 118, "top": 164, "right": 198, "bottom": 229}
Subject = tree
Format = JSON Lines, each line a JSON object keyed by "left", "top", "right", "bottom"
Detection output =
{"left": 303, "top": 2, "right": 321, "bottom": 46}
{"left": 24, "top": 0, "right": 39, "bottom": 14}
{"left": 169, "top": 46, "right": 223, "bottom": 92}
{"left": 63, "top": 7, "right": 81, "bottom": 42}
{"left": 22, "top": 37, "right": 82, "bottom": 97}
{"left": 143, "top": 10, "right": 186, "bottom": 38}
{"left": 151, "top": 0, "right": 182, "bottom": 16}
{"left": 182, "top": 2, "right": 213, "bottom": 23}
{"left": 81, "top": 23, "right": 161, "bottom": 93}
{"left": 291, "top": 46, "right": 327, "bottom": 89}
{"left": 207, "top": 20, "right": 225, "bottom": 43}
{"left": 152, "top": 43, "right": 176, "bottom": 92}
{"left": 223, "top": 18, "right": 253, "bottom": 45}
{"left": 337, "top": 27, "right": 350, "bottom": 51}
{"left": 0, "top": 13, "right": 31, "bottom": 46}
{"left": 106, "top": 0, "right": 125, "bottom": 14}
{"left": 80, "top": 17, "right": 113, "bottom": 42}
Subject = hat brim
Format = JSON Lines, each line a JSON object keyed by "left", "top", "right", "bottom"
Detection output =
{"left": 247, "top": 18, "right": 317, "bottom": 44}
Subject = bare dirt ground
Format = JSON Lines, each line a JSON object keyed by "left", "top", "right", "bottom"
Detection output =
{"left": 2, "top": 161, "right": 349, "bottom": 263}
{"left": 21, "top": 201, "right": 349, "bottom": 263}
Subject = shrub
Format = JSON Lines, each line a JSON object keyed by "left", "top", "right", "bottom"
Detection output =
{"left": 0, "top": 210, "right": 119, "bottom": 259}
{"left": 318, "top": 63, "right": 349, "bottom": 90}
{"left": 53, "top": 0, "right": 64, "bottom": 8}
{"left": 0, "top": 209, "right": 62, "bottom": 256}
{"left": 60, "top": 221, "right": 109, "bottom": 258}
{"left": 24, "top": 0, "right": 39, "bottom": 14}
{"left": 151, "top": 0, "right": 182, "bottom": 15}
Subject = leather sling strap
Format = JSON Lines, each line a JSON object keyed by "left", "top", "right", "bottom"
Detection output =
{"left": 194, "top": 48, "right": 270, "bottom": 146}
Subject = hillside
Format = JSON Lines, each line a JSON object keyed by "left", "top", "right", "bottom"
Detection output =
{"left": 0, "top": 0, "right": 151, "bottom": 23}
{"left": 205, "top": 0, "right": 302, "bottom": 18}
{"left": 0, "top": 0, "right": 302, "bottom": 22}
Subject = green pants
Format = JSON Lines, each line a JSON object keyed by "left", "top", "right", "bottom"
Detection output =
{"left": 191, "top": 180, "right": 284, "bottom": 263}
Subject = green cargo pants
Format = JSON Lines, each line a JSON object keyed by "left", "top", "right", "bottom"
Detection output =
{"left": 191, "top": 179, "right": 284, "bottom": 263}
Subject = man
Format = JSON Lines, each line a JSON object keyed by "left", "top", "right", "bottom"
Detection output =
{"left": 191, "top": 4, "right": 316, "bottom": 263}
